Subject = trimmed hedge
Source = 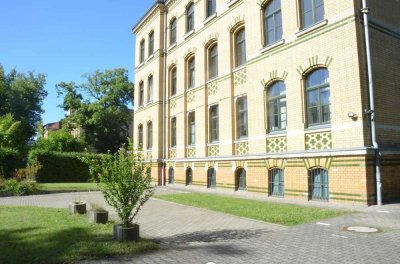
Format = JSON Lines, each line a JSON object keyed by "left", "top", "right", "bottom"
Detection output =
{"left": 29, "top": 150, "right": 102, "bottom": 183}
{"left": 0, "top": 149, "right": 24, "bottom": 179}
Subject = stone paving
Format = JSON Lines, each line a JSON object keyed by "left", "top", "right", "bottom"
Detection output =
{"left": 1, "top": 187, "right": 400, "bottom": 264}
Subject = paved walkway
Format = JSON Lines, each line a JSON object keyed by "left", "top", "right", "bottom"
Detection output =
{"left": 1, "top": 187, "right": 400, "bottom": 264}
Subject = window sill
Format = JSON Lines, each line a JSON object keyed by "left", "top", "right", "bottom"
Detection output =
{"left": 184, "top": 30, "right": 195, "bottom": 40}
{"left": 207, "top": 76, "right": 219, "bottom": 83}
{"left": 234, "top": 138, "right": 248, "bottom": 144}
{"left": 227, "top": 0, "right": 241, "bottom": 8}
{"left": 207, "top": 142, "right": 219, "bottom": 146}
{"left": 232, "top": 64, "right": 246, "bottom": 73}
{"left": 186, "top": 86, "right": 196, "bottom": 92}
{"left": 168, "top": 42, "right": 177, "bottom": 51}
{"left": 260, "top": 39, "right": 285, "bottom": 54}
{"left": 146, "top": 54, "right": 154, "bottom": 62}
{"left": 186, "top": 145, "right": 196, "bottom": 149}
{"left": 137, "top": 62, "right": 145, "bottom": 69}
{"left": 296, "top": 19, "right": 328, "bottom": 38}
{"left": 169, "top": 94, "right": 178, "bottom": 100}
{"left": 305, "top": 124, "right": 331, "bottom": 132}
{"left": 203, "top": 13, "right": 217, "bottom": 25}
{"left": 266, "top": 130, "right": 287, "bottom": 137}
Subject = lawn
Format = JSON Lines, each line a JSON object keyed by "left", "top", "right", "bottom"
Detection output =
{"left": 0, "top": 206, "right": 158, "bottom": 264}
{"left": 38, "top": 182, "right": 99, "bottom": 192}
{"left": 156, "top": 193, "right": 347, "bottom": 226}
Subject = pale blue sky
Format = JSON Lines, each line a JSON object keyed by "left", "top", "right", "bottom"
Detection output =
{"left": 0, "top": 0, "right": 155, "bottom": 124}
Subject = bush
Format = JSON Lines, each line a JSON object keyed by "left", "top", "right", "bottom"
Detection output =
{"left": 29, "top": 150, "right": 102, "bottom": 183}
{"left": 0, "top": 149, "right": 24, "bottom": 179}
{"left": 0, "top": 179, "right": 38, "bottom": 196}
{"left": 31, "top": 128, "right": 87, "bottom": 153}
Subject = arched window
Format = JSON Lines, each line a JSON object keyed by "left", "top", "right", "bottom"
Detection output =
{"left": 148, "top": 31, "right": 154, "bottom": 55}
{"left": 171, "top": 117, "right": 177, "bottom": 147}
{"left": 306, "top": 68, "right": 330, "bottom": 126}
{"left": 301, "top": 0, "right": 324, "bottom": 29}
{"left": 188, "top": 111, "right": 195, "bottom": 146}
{"left": 186, "top": 167, "right": 193, "bottom": 185}
{"left": 140, "top": 39, "right": 145, "bottom": 63}
{"left": 267, "top": 81, "right": 286, "bottom": 131}
{"left": 187, "top": 56, "right": 195, "bottom": 89}
{"left": 138, "top": 124, "right": 143, "bottom": 149}
{"left": 235, "top": 28, "right": 246, "bottom": 67}
{"left": 147, "top": 75, "right": 153, "bottom": 102}
{"left": 147, "top": 122, "right": 153, "bottom": 149}
{"left": 235, "top": 168, "right": 246, "bottom": 191}
{"left": 207, "top": 167, "right": 216, "bottom": 188}
{"left": 209, "top": 104, "right": 219, "bottom": 143}
{"left": 139, "top": 81, "right": 144, "bottom": 106}
{"left": 170, "top": 18, "right": 177, "bottom": 45}
{"left": 206, "top": 0, "right": 216, "bottom": 18}
{"left": 269, "top": 168, "right": 284, "bottom": 197}
{"left": 308, "top": 167, "right": 329, "bottom": 200}
{"left": 168, "top": 167, "right": 174, "bottom": 184}
{"left": 263, "top": 0, "right": 282, "bottom": 46}
{"left": 208, "top": 44, "right": 218, "bottom": 80}
{"left": 236, "top": 96, "right": 248, "bottom": 139}
{"left": 170, "top": 67, "right": 177, "bottom": 96}
{"left": 186, "top": 3, "right": 195, "bottom": 33}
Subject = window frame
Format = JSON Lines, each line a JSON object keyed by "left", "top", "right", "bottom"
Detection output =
{"left": 148, "top": 31, "right": 154, "bottom": 56}
{"left": 170, "top": 67, "right": 177, "bottom": 96}
{"left": 139, "top": 39, "right": 145, "bottom": 63}
{"left": 186, "top": 2, "right": 195, "bottom": 33}
{"left": 187, "top": 111, "right": 196, "bottom": 146}
{"left": 236, "top": 96, "right": 248, "bottom": 139}
{"left": 209, "top": 104, "right": 219, "bottom": 143}
{"left": 187, "top": 56, "right": 195, "bottom": 89}
{"left": 147, "top": 122, "right": 153, "bottom": 149}
{"left": 170, "top": 18, "right": 177, "bottom": 45}
{"left": 147, "top": 75, "right": 153, "bottom": 103}
{"left": 235, "top": 28, "right": 246, "bottom": 67}
{"left": 206, "top": 0, "right": 216, "bottom": 18}
{"left": 300, "top": 0, "right": 325, "bottom": 29}
{"left": 208, "top": 44, "right": 218, "bottom": 80}
{"left": 263, "top": 0, "right": 283, "bottom": 46}
{"left": 269, "top": 168, "right": 284, "bottom": 197}
{"left": 139, "top": 81, "right": 144, "bottom": 106}
{"left": 138, "top": 124, "right": 143, "bottom": 149}
{"left": 171, "top": 117, "right": 177, "bottom": 147}
{"left": 267, "top": 81, "right": 287, "bottom": 132}
{"left": 305, "top": 68, "right": 330, "bottom": 127}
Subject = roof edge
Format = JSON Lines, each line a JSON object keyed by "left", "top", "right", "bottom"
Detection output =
{"left": 132, "top": 0, "right": 165, "bottom": 34}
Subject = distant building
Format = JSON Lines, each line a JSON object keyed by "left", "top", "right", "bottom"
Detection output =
{"left": 132, "top": 0, "right": 400, "bottom": 204}
{"left": 43, "top": 121, "right": 61, "bottom": 138}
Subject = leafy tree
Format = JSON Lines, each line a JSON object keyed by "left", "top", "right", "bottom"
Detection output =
{"left": 31, "top": 128, "right": 87, "bottom": 153}
{"left": 57, "top": 68, "right": 133, "bottom": 153}
{"left": 0, "top": 114, "right": 22, "bottom": 177}
{"left": 0, "top": 65, "right": 47, "bottom": 153}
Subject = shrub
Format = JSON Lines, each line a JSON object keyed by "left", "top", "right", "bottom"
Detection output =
{"left": 14, "top": 162, "right": 42, "bottom": 181}
{"left": 0, "top": 149, "right": 24, "bottom": 179}
{"left": 31, "top": 128, "right": 87, "bottom": 152}
{"left": 29, "top": 150, "right": 102, "bottom": 183}
{"left": 1, "top": 179, "right": 38, "bottom": 196}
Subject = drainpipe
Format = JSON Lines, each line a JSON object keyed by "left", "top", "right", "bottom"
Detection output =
{"left": 361, "top": 0, "right": 382, "bottom": 205}
{"left": 161, "top": 5, "right": 168, "bottom": 186}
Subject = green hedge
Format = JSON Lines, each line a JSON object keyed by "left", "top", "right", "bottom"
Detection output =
{"left": 29, "top": 150, "right": 102, "bottom": 183}
{"left": 0, "top": 149, "right": 24, "bottom": 178}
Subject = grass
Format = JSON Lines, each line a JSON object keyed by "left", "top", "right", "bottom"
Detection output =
{"left": 156, "top": 193, "right": 347, "bottom": 226}
{"left": 0, "top": 206, "right": 158, "bottom": 264}
{"left": 38, "top": 182, "right": 99, "bottom": 192}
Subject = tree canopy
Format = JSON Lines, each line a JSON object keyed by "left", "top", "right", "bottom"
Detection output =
{"left": 57, "top": 68, "right": 134, "bottom": 153}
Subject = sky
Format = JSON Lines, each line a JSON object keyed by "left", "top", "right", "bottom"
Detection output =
{"left": 0, "top": 0, "right": 155, "bottom": 124}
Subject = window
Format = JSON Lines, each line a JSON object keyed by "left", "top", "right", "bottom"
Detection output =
{"left": 140, "top": 39, "right": 145, "bottom": 63}
{"left": 309, "top": 167, "right": 329, "bottom": 201}
{"left": 235, "top": 28, "right": 246, "bottom": 67}
{"left": 170, "top": 18, "right": 177, "bottom": 45}
{"left": 301, "top": 0, "right": 324, "bottom": 29}
{"left": 188, "top": 111, "right": 195, "bottom": 145}
{"left": 208, "top": 44, "right": 218, "bottom": 79}
{"left": 147, "top": 122, "right": 153, "bottom": 149}
{"left": 139, "top": 82, "right": 144, "bottom": 106}
{"left": 207, "top": 167, "right": 216, "bottom": 188}
{"left": 188, "top": 57, "right": 195, "bottom": 89}
{"left": 235, "top": 168, "right": 246, "bottom": 191}
{"left": 186, "top": 3, "right": 194, "bottom": 32}
{"left": 209, "top": 104, "right": 219, "bottom": 142}
{"left": 171, "top": 117, "right": 177, "bottom": 147}
{"left": 138, "top": 125, "right": 143, "bottom": 149}
{"left": 206, "top": 0, "right": 216, "bottom": 18}
{"left": 186, "top": 167, "right": 193, "bottom": 185}
{"left": 168, "top": 167, "right": 174, "bottom": 184}
{"left": 269, "top": 168, "right": 284, "bottom": 197}
{"left": 236, "top": 97, "right": 248, "bottom": 139}
{"left": 147, "top": 76, "right": 153, "bottom": 102}
{"left": 148, "top": 31, "right": 154, "bottom": 55}
{"left": 306, "top": 68, "right": 330, "bottom": 126}
{"left": 263, "top": 0, "right": 282, "bottom": 46}
{"left": 267, "top": 81, "right": 286, "bottom": 131}
{"left": 170, "top": 67, "right": 177, "bottom": 96}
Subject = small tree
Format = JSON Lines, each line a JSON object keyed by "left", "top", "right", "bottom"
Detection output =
{"left": 82, "top": 143, "right": 154, "bottom": 227}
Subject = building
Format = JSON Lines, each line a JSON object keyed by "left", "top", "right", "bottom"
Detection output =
{"left": 132, "top": 0, "right": 400, "bottom": 204}
{"left": 43, "top": 122, "right": 61, "bottom": 138}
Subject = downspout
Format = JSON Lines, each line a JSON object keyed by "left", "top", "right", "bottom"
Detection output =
{"left": 161, "top": 5, "right": 168, "bottom": 186}
{"left": 361, "top": 0, "right": 382, "bottom": 205}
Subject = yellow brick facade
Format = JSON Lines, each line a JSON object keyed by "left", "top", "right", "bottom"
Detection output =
{"left": 133, "top": 0, "right": 400, "bottom": 204}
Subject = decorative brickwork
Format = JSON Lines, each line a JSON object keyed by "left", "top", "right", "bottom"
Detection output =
{"left": 207, "top": 80, "right": 218, "bottom": 95}
{"left": 187, "top": 90, "right": 195, "bottom": 103}
{"left": 187, "top": 147, "right": 196, "bottom": 158}
{"left": 169, "top": 149, "right": 177, "bottom": 158}
{"left": 234, "top": 68, "right": 246, "bottom": 86}
{"left": 208, "top": 145, "right": 219, "bottom": 156}
{"left": 146, "top": 151, "right": 152, "bottom": 161}
{"left": 235, "top": 142, "right": 249, "bottom": 155}
{"left": 170, "top": 98, "right": 177, "bottom": 109}
{"left": 305, "top": 131, "right": 332, "bottom": 150}
{"left": 266, "top": 137, "right": 287, "bottom": 152}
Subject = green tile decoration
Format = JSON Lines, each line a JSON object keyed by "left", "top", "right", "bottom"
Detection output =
{"left": 235, "top": 142, "right": 249, "bottom": 155}
{"left": 208, "top": 145, "right": 219, "bottom": 156}
{"left": 207, "top": 80, "right": 218, "bottom": 95}
{"left": 266, "top": 137, "right": 287, "bottom": 152}
{"left": 234, "top": 68, "right": 246, "bottom": 87}
{"left": 187, "top": 90, "right": 195, "bottom": 103}
{"left": 305, "top": 131, "right": 332, "bottom": 150}
{"left": 170, "top": 98, "right": 177, "bottom": 109}
{"left": 187, "top": 148, "right": 196, "bottom": 157}
{"left": 169, "top": 149, "right": 177, "bottom": 158}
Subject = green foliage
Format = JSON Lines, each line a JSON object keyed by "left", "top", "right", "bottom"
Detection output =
{"left": 14, "top": 161, "right": 42, "bottom": 182}
{"left": 0, "top": 179, "right": 38, "bottom": 196}
{"left": 0, "top": 65, "right": 47, "bottom": 154}
{"left": 0, "top": 148, "right": 24, "bottom": 178}
{"left": 81, "top": 144, "right": 154, "bottom": 226}
{"left": 29, "top": 150, "right": 101, "bottom": 183}
{"left": 31, "top": 128, "right": 86, "bottom": 152}
{"left": 56, "top": 68, "right": 134, "bottom": 153}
